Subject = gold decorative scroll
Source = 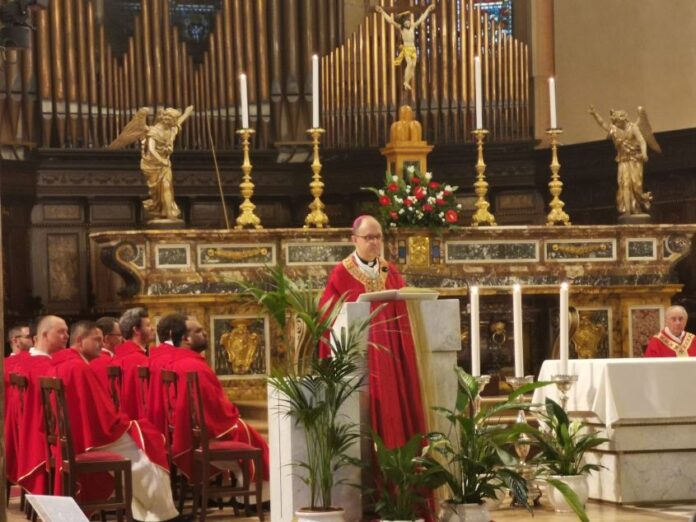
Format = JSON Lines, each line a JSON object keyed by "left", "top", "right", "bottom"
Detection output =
{"left": 550, "top": 243, "right": 609, "bottom": 256}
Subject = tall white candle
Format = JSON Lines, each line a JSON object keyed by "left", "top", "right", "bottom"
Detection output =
{"left": 240, "top": 73, "right": 249, "bottom": 129}
{"left": 548, "top": 77, "right": 557, "bottom": 129}
{"left": 560, "top": 282, "right": 569, "bottom": 374}
{"left": 312, "top": 54, "right": 320, "bottom": 129}
{"left": 513, "top": 284, "right": 524, "bottom": 378}
{"left": 470, "top": 286, "right": 481, "bottom": 377}
{"left": 474, "top": 56, "right": 483, "bottom": 130}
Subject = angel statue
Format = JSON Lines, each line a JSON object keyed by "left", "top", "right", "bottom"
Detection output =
{"left": 375, "top": 2, "right": 436, "bottom": 93}
{"left": 109, "top": 105, "right": 194, "bottom": 222}
{"left": 589, "top": 105, "right": 661, "bottom": 221}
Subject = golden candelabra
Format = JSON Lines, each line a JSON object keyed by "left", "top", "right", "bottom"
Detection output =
{"left": 471, "top": 129, "right": 497, "bottom": 227}
{"left": 303, "top": 128, "right": 330, "bottom": 228}
{"left": 546, "top": 129, "right": 571, "bottom": 226}
{"left": 235, "top": 128, "right": 262, "bottom": 229}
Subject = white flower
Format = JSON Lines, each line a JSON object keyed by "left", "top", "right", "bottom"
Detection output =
{"left": 405, "top": 185, "right": 411, "bottom": 191}
{"left": 425, "top": 171, "right": 433, "bottom": 180}
{"left": 444, "top": 184, "right": 453, "bottom": 192}
{"left": 392, "top": 175, "right": 398, "bottom": 182}
{"left": 408, "top": 206, "right": 414, "bottom": 212}
{"left": 389, "top": 222, "right": 397, "bottom": 228}
{"left": 398, "top": 208, "right": 405, "bottom": 214}
{"left": 439, "top": 212, "right": 445, "bottom": 217}
{"left": 436, "top": 191, "right": 444, "bottom": 199}
{"left": 378, "top": 189, "right": 385, "bottom": 196}
{"left": 456, "top": 204, "right": 462, "bottom": 209}
{"left": 427, "top": 197, "right": 436, "bottom": 204}
{"left": 406, "top": 165, "right": 416, "bottom": 173}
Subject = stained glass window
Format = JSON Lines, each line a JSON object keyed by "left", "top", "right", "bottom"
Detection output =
{"left": 475, "top": 0, "right": 513, "bottom": 34}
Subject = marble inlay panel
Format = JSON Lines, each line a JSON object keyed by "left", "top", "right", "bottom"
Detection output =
{"left": 626, "top": 238, "right": 656, "bottom": 260}
{"left": 155, "top": 244, "right": 191, "bottom": 268}
{"left": 446, "top": 240, "right": 539, "bottom": 263}
{"left": 284, "top": 242, "right": 354, "bottom": 266}
{"left": 198, "top": 243, "right": 276, "bottom": 268}
{"left": 629, "top": 307, "right": 663, "bottom": 357}
{"left": 210, "top": 315, "right": 269, "bottom": 378}
{"left": 47, "top": 234, "right": 80, "bottom": 301}
{"left": 545, "top": 239, "right": 616, "bottom": 261}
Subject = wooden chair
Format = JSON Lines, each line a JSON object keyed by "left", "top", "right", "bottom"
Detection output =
{"left": 161, "top": 369, "right": 186, "bottom": 511}
{"left": 136, "top": 366, "right": 150, "bottom": 416}
{"left": 106, "top": 365, "right": 122, "bottom": 411}
{"left": 186, "top": 371, "right": 264, "bottom": 522}
{"left": 39, "top": 376, "right": 134, "bottom": 521}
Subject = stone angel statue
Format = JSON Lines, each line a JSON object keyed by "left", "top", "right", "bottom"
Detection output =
{"left": 589, "top": 105, "right": 661, "bottom": 221}
{"left": 108, "top": 105, "right": 194, "bottom": 222}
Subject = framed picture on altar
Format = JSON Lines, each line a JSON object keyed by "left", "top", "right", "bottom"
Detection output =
{"left": 155, "top": 244, "right": 190, "bottom": 268}
{"left": 209, "top": 314, "right": 270, "bottom": 379}
{"left": 628, "top": 306, "right": 664, "bottom": 357}
{"left": 548, "top": 306, "right": 611, "bottom": 359}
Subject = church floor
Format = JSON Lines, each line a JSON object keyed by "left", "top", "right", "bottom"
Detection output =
{"left": 6, "top": 497, "right": 695, "bottom": 521}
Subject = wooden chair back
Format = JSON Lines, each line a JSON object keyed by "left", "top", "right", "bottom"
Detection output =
{"left": 39, "top": 377, "right": 76, "bottom": 467}
{"left": 136, "top": 366, "right": 150, "bottom": 416}
{"left": 8, "top": 373, "right": 28, "bottom": 413}
{"left": 106, "top": 365, "right": 122, "bottom": 411}
{"left": 185, "top": 371, "right": 210, "bottom": 451}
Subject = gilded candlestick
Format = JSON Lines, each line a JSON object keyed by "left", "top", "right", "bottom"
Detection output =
{"left": 551, "top": 373, "right": 578, "bottom": 412}
{"left": 546, "top": 129, "right": 571, "bottom": 226}
{"left": 471, "top": 129, "right": 497, "bottom": 227}
{"left": 303, "top": 128, "right": 330, "bottom": 228}
{"left": 235, "top": 128, "right": 262, "bottom": 229}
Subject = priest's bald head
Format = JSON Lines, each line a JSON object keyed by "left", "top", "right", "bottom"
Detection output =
{"left": 351, "top": 215, "right": 383, "bottom": 263}
{"left": 35, "top": 315, "right": 69, "bottom": 354}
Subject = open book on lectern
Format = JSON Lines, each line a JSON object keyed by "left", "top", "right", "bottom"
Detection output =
{"left": 356, "top": 287, "right": 439, "bottom": 302}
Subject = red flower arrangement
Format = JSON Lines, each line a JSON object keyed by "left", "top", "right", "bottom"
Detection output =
{"left": 364, "top": 165, "right": 462, "bottom": 228}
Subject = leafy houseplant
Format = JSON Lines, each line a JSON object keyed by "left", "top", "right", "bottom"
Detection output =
{"left": 364, "top": 165, "right": 462, "bottom": 228}
{"left": 242, "top": 267, "right": 379, "bottom": 514}
{"left": 422, "top": 368, "right": 548, "bottom": 513}
{"left": 528, "top": 398, "right": 608, "bottom": 519}
{"left": 371, "top": 432, "right": 448, "bottom": 521}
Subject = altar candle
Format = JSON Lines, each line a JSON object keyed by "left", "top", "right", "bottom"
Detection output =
{"left": 513, "top": 284, "right": 524, "bottom": 378}
{"left": 240, "top": 73, "right": 249, "bottom": 129}
{"left": 470, "top": 286, "right": 481, "bottom": 377}
{"left": 549, "top": 77, "right": 557, "bottom": 129}
{"left": 560, "top": 282, "right": 569, "bottom": 375}
{"left": 474, "top": 56, "right": 483, "bottom": 130}
{"left": 312, "top": 54, "right": 320, "bottom": 129}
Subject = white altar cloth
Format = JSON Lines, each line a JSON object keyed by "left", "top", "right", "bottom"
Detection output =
{"left": 533, "top": 358, "right": 696, "bottom": 427}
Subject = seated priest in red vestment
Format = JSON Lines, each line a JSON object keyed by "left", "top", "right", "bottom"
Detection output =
{"left": 318, "top": 215, "right": 427, "bottom": 449}
{"left": 112, "top": 307, "right": 154, "bottom": 420}
{"left": 89, "top": 316, "right": 123, "bottom": 392}
{"left": 168, "top": 315, "right": 269, "bottom": 482}
{"left": 4, "top": 324, "right": 33, "bottom": 486}
{"left": 645, "top": 305, "right": 696, "bottom": 357}
{"left": 146, "top": 313, "right": 180, "bottom": 435}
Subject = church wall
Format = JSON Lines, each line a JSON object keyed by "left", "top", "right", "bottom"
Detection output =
{"left": 553, "top": 0, "right": 696, "bottom": 145}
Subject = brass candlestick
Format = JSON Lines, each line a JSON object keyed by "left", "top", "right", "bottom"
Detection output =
{"left": 235, "top": 128, "right": 262, "bottom": 229}
{"left": 303, "top": 128, "right": 330, "bottom": 228}
{"left": 471, "top": 129, "right": 497, "bottom": 227}
{"left": 545, "top": 129, "right": 571, "bottom": 226}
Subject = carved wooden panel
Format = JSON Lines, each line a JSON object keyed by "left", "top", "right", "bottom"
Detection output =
{"left": 46, "top": 234, "right": 80, "bottom": 302}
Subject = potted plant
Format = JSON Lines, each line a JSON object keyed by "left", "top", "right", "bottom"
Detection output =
{"left": 371, "top": 432, "right": 448, "bottom": 522}
{"left": 528, "top": 398, "right": 607, "bottom": 519}
{"left": 422, "top": 368, "right": 548, "bottom": 522}
{"left": 242, "top": 267, "right": 379, "bottom": 521}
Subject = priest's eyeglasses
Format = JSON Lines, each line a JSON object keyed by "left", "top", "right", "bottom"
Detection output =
{"left": 354, "top": 234, "right": 383, "bottom": 242}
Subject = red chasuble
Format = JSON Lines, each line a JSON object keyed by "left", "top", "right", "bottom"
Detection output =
{"left": 318, "top": 255, "right": 428, "bottom": 449}
{"left": 89, "top": 348, "right": 115, "bottom": 393}
{"left": 50, "top": 349, "right": 169, "bottom": 500}
{"left": 644, "top": 329, "right": 696, "bottom": 357}
{"left": 146, "top": 342, "right": 176, "bottom": 435}
{"left": 112, "top": 340, "right": 149, "bottom": 420}
{"left": 169, "top": 348, "right": 269, "bottom": 481}
{"left": 4, "top": 351, "right": 31, "bottom": 484}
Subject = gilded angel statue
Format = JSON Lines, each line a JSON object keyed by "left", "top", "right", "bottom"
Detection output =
{"left": 589, "top": 105, "right": 661, "bottom": 219}
{"left": 108, "top": 105, "right": 194, "bottom": 222}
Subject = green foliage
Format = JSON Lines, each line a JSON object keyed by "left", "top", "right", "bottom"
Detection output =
{"left": 422, "top": 367, "right": 550, "bottom": 507}
{"left": 372, "top": 432, "right": 448, "bottom": 521}
{"left": 528, "top": 398, "right": 608, "bottom": 477}
{"left": 545, "top": 478, "right": 590, "bottom": 522}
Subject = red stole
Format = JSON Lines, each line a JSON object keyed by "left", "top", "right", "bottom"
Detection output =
{"left": 146, "top": 342, "right": 176, "bottom": 435}
{"left": 169, "top": 348, "right": 269, "bottom": 480}
{"left": 318, "top": 256, "right": 427, "bottom": 449}
{"left": 112, "top": 340, "right": 149, "bottom": 420}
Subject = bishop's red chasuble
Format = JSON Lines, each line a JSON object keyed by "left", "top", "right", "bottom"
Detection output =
{"left": 112, "top": 340, "right": 149, "bottom": 420}
{"left": 318, "top": 255, "right": 428, "bottom": 449}
{"left": 169, "top": 348, "right": 269, "bottom": 481}
{"left": 644, "top": 329, "right": 696, "bottom": 357}
{"left": 146, "top": 342, "right": 176, "bottom": 435}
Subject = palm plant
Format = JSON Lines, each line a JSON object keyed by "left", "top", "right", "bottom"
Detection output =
{"left": 242, "top": 266, "right": 380, "bottom": 510}
{"left": 422, "top": 368, "right": 548, "bottom": 507}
